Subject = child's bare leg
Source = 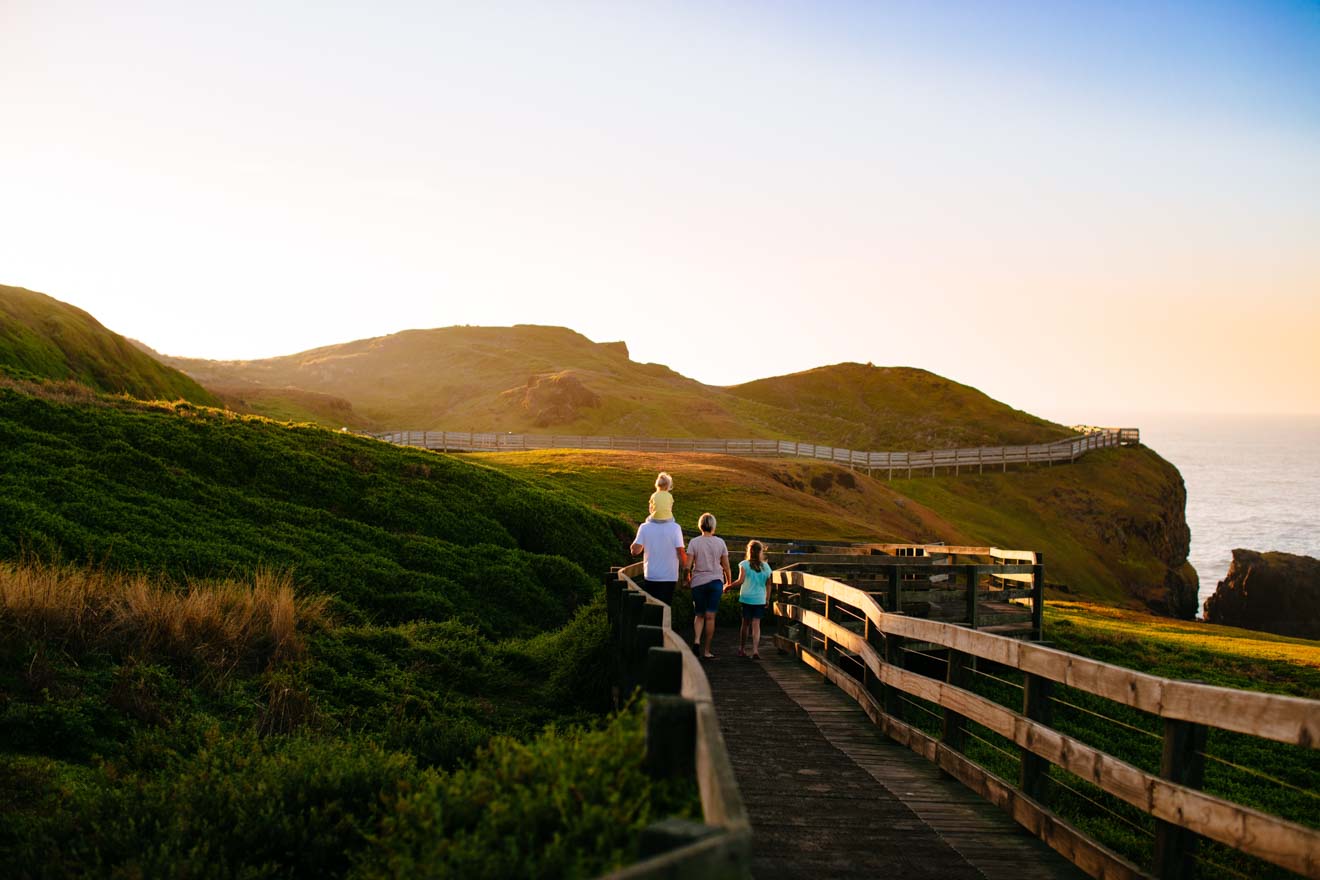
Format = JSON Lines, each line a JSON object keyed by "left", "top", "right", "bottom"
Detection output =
{"left": 751, "top": 618, "right": 762, "bottom": 656}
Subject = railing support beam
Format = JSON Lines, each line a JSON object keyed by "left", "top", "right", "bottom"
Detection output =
{"left": 1154, "top": 718, "right": 1208, "bottom": 880}
{"left": 1020, "top": 673, "right": 1053, "bottom": 801}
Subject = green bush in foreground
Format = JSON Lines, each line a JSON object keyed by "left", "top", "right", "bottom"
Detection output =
{"left": 6, "top": 705, "right": 693, "bottom": 880}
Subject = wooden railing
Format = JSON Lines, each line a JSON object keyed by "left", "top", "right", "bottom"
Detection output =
{"left": 603, "top": 563, "right": 751, "bottom": 879}
{"left": 376, "top": 427, "right": 1140, "bottom": 477}
{"left": 771, "top": 569, "right": 1320, "bottom": 880}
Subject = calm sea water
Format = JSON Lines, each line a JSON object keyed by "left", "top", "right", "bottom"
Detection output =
{"left": 1133, "top": 414, "right": 1320, "bottom": 616}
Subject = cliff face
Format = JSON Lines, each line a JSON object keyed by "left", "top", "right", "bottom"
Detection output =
{"left": 1203, "top": 549, "right": 1320, "bottom": 639}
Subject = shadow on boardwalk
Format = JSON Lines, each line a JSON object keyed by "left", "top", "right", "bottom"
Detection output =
{"left": 702, "top": 627, "right": 1087, "bottom": 880}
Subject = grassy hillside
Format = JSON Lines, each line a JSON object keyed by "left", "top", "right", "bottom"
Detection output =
{"left": 159, "top": 324, "right": 1074, "bottom": 448}
{"left": 890, "top": 446, "right": 1198, "bottom": 616}
{"left": 471, "top": 449, "right": 970, "bottom": 543}
{"left": 471, "top": 446, "right": 1198, "bottom": 615}
{"left": 0, "top": 377, "right": 695, "bottom": 877}
{"left": 727, "top": 362, "right": 1073, "bottom": 449}
{"left": 0, "top": 285, "right": 217, "bottom": 406}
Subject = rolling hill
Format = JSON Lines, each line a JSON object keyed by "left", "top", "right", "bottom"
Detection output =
{"left": 1, "top": 285, "right": 1196, "bottom": 615}
{"left": 470, "top": 445, "right": 1199, "bottom": 616}
{"left": 0, "top": 285, "right": 217, "bottom": 405}
{"left": 155, "top": 323, "right": 1072, "bottom": 448}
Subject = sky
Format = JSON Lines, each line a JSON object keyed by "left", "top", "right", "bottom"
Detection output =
{"left": 2, "top": 0, "right": 1318, "bottom": 421}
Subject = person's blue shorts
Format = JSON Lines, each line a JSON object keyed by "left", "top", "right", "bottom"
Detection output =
{"left": 692, "top": 580, "right": 723, "bottom": 615}
{"left": 740, "top": 602, "right": 766, "bottom": 621}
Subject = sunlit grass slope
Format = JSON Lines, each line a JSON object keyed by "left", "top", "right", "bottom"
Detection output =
{"left": 889, "top": 447, "right": 1198, "bottom": 616}
{"left": 471, "top": 449, "right": 970, "bottom": 542}
{"left": 0, "top": 378, "right": 696, "bottom": 877}
{"left": 470, "top": 446, "right": 1195, "bottom": 614}
{"left": 0, "top": 377, "right": 624, "bottom": 635}
{"left": 727, "top": 362, "right": 1073, "bottom": 449}
{"left": 161, "top": 323, "right": 1074, "bottom": 448}
{"left": 1046, "top": 602, "right": 1320, "bottom": 695}
{"left": 0, "top": 285, "right": 217, "bottom": 405}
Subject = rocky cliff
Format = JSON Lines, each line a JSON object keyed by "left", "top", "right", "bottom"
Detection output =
{"left": 1203, "top": 549, "right": 1320, "bottom": 639}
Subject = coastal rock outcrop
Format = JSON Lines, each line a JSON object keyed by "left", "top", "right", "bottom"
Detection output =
{"left": 1203, "top": 549, "right": 1320, "bottom": 639}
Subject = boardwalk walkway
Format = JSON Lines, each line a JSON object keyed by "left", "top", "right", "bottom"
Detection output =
{"left": 702, "top": 627, "right": 1086, "bottom": 880}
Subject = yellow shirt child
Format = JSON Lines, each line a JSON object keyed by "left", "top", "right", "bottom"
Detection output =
{"left": 648, "top": 472, "right": 675, "bottom": 522}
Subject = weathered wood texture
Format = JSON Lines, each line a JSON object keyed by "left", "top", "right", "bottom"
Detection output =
{"left": 377, "top": 426, "right": 1139, "bottom": 476}
{"left": 606, "top": 564, "right": 751, "bottom": 879}
{"left": 773, "top": 572, "right": 1320, "bottom": 879}
{"left": 702, "top": 625, "right": 1087, "bottom": 879}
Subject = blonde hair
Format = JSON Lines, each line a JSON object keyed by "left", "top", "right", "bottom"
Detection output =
{"left": 655, "top": 472, "right": 672, "bottom": 491}
{"left": 745, "top": 540, "right": 766, "bottom": 573}
{"left": 698, "top": 512, "right": 716, "bottom": 533}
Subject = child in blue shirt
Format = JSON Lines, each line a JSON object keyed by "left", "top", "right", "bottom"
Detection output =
{"left": 727, "top": 539, "right": 773, "bottom": 659}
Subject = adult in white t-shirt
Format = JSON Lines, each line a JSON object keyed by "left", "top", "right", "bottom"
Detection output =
{"left": 630, "top": 517, "right": 686, "bottom": 606}
{"left": 685, "top": 512, "right": 730, "bottom": 659}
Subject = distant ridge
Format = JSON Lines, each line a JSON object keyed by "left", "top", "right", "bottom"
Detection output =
{"left": 0, "top": 285, "right": 217, "bottom": 405}
{"left": 156, "top": 324, "right": 1072, "bottom": 449}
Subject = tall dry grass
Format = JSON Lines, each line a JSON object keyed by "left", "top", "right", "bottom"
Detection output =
{"left": 0, "top": 561, "right": 330, "bottom": 675}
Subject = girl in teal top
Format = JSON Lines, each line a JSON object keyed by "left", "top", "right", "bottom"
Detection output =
{"left": 727, "top": 540, "right": 773, "bottom": 659}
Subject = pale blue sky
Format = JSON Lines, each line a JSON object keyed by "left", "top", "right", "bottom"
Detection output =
{"left": 2, "top": 1, "right": 1317, "bottom": 418}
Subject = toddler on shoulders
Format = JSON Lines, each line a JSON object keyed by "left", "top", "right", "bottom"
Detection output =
{"left": 648, "top": 471, "right": 675, "bottom": 522}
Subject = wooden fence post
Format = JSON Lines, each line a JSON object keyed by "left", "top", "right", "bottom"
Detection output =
{"left": 883, "top": 633, "right": 905, "bottom": 720}
{"left": 1020, "top": 673, "right": 1053, "bottom": 801}
{"left": 822, "top": 594, "right": 834, "bottom": 665}
{"left": 621, "top": 592, "right": 647, "bottom": 691}
{"left": 645, "top": 694, "right": 697, "bottom": 779}
{"left": 634, "top": 625, "right": 666, "bottom": 678}
{"left": 1153, "top": 718, "right": 1208, "bottom": 880}
{"left": 942, "top": 650, "right": 970, "bottom": 752}
{"left": 645, "top": 647, "right": 683, "bottom": 695}
{"left": 964, "top": 564, "right": 979, "bottom": 629}
{"left": 1032, "top": 555, "right": 1046, "bottom": 640}
{"left": 887, "top": 566, "right": 902, "bottom": 614}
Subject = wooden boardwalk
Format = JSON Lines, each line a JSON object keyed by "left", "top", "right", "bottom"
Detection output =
{"left": 703, "top": 627, "right": 1087, "bottom": 880}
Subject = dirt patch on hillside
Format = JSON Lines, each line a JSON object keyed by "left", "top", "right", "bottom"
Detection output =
{"left": 502, "top": 371, "right": 601, "bottom": 427}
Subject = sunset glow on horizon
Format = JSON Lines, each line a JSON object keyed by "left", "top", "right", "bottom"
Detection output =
{"left": 2, "top": 0, "right": 1317, "bottom": 420}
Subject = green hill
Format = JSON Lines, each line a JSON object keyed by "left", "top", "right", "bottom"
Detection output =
{"left": 158, "top": 324, "right": 1073, "bottom": 448}
{"left": 0, "top": 376, "right": 693, "bottom": 877}
{"left": 470, "top": 445, "right": 1199, "bottom": 617}
{"left": 727, "top": 362, "right": 1072, "bottom": 449}
{"left": 0, "top": 285, "right": 218, "bottom": 405}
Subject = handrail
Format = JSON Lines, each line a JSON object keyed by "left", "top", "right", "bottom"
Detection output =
{"left": 375, "top": 426, "right": 1140, "bottom": 477}
{"left": 772, "top": 569, "right": 1320, "bottom": 879}
{"left": 604, "top": 563, "right": 751, "bottom": 879}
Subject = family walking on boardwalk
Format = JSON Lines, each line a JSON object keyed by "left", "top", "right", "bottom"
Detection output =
{"left": 629, "top": 471, "right": 772, "bottom": 660}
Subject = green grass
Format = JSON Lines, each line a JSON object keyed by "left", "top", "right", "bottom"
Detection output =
{"left": 0, "top": 285, "right": 217, "bottom": 406}
{"left": 471, "top": 446, "right": 1197, "bottom": 616}
{"left": 0, "top": 378, "right": 695, "bottom": 877}
{"left": 889, "top": 446, "right": 1198, "bottom": 617}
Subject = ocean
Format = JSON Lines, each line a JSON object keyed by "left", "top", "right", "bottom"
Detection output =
{"left": 1133, "top": 414, "right": 1320, "bottom": 616}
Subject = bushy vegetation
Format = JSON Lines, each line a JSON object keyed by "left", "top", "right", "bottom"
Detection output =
{"left": 0, "top": 285, "right": 217, "bottom": 405}
{"left": 0, "top": 379, "right": 627, "bottom": 635}
{"left": 0, "top": 379, "right": 692, "bottom": 877}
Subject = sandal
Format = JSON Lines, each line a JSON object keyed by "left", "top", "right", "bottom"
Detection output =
{"left": 751, "top": 653, "right": 761, "bottom": 660}
{"left": 703, "top": 653, "right": 716, "bottom": 660}
{"left": 737, "top": 648, "right": 746, "bottom": 657}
